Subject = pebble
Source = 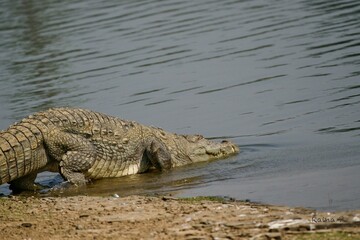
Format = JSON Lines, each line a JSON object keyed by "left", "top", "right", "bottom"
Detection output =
{"left": 75, "top": 224, "right": 84, "bottom": 230}
{"left": 21, "top": 222, "right": 32, "bottom": 228}
{"left": 224, "top": 222, "right": 243, "bottom": 228}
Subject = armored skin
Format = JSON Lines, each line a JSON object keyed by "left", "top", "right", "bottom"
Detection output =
{"left": 0, "top": 108, "right": 239, "bottom": 191}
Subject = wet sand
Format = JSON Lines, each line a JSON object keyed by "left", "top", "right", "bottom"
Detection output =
{"left": 1, "top": 195, "right": 359, "bottom": 240}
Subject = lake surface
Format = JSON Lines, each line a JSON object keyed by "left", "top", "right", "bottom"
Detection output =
{"left": 0, "top": 0, "right": 359, "bottom": 211}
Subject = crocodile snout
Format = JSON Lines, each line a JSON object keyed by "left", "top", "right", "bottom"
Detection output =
{"left": 189, "top": 139, "right": 239, "bottom": 162}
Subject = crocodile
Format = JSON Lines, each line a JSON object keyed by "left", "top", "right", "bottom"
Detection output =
{"left": 0, "top": 107, "right": 239, "bottom": 191}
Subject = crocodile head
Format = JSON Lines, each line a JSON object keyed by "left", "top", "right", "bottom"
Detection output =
{"left": 186, "top": 135, "right": 239, "bottom": 162}
{"left": 169, "top": 134, "right": 239, "bottom": 166}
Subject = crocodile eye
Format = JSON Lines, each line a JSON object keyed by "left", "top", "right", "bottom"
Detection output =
{"left": 159, "top": 131, "right": 168, "bottom": 140}
{"left": 195, "top": 135, "right": 204, "bottom": 140}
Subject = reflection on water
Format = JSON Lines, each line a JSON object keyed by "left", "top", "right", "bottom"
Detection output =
{"left": 0, "top": 0, "right": 359, "bottom": 210}
{"left": 0, "top": 1, "right": 81, "bottom": 118}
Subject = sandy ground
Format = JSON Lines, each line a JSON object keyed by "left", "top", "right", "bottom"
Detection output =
{"left": 0, "top": 195, "right": 360, "bottom": 240}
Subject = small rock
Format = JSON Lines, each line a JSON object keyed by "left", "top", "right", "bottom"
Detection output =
{"left": 112, "top": 193, "right": 120, "bottom": 198}
{"left": 75, "top": 224, "right": 84, "bottom": 230}
{"left": 21, "top": 223, "right": 32, "bottom": 228}
{"left": 224, "top": 222, "right": 243, "bottom": 228}
{"left": 161, "top": 196, "right": 177, "bottom": 201}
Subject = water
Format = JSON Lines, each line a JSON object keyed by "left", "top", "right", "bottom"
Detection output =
{"left": 0, "top": 0, "right": 359, "bottom": 211}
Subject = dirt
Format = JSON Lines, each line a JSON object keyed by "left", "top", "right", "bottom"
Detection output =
{"left": 0, "top": 195, "right": 360, "bottom": 240}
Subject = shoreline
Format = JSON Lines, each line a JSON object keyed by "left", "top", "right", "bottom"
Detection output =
{"left": 1, "top": 195, "right": 360, "bottom": 239}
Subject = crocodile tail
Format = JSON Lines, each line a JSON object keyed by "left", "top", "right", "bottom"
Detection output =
{"left": 0, "top": 122, "right": 48, "bottom": 184}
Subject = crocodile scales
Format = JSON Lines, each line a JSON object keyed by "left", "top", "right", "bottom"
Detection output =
{"left": 0, "top": 107, "right": 239, "bottom": 191}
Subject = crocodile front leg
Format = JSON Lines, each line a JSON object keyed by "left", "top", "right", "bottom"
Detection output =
{"left": 145, "top": 138, "right": 172, "bottom": 171}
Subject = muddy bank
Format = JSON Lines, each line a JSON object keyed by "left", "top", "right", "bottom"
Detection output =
{"left": 0, "top": 195, "right": 360, "bottom": 240}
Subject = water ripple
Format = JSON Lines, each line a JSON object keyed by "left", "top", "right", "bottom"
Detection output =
{"left": 197, "top": 75, "right": 286, "bottom": 95}
{"left": 131, "top": 88, "right": 166, "bottom": 96}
